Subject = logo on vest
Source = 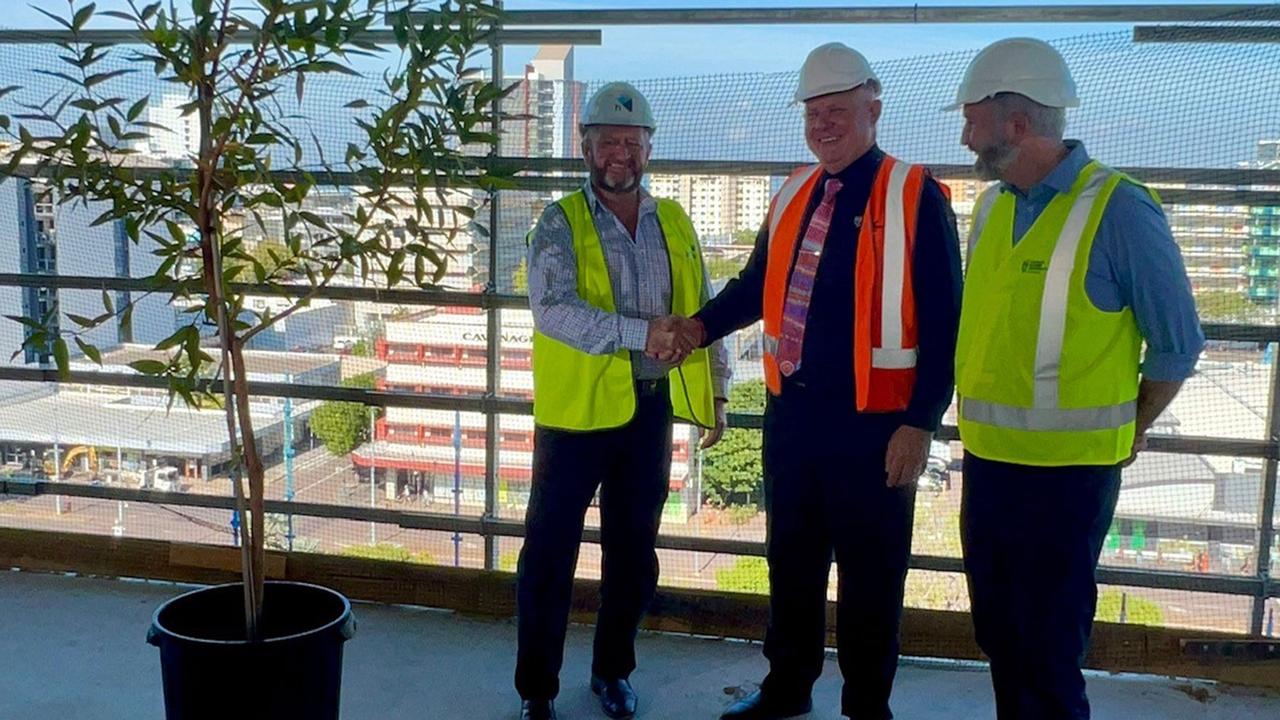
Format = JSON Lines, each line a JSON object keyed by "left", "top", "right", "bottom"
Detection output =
{"left": 1021, "top": 259, "right": 1048, "bottom": 274}
{"left": 780, "top": 360, "right": 797, "bottom": 376}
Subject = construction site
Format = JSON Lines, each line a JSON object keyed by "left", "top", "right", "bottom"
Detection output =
{"left": 0, "top": 3, "right": 1277, "bottom": 720}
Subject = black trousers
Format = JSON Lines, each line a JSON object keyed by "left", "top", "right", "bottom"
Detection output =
{"left": 758, "top": 394, "right": 916, "bottom": 720}
{"left": 514, "top": 384, "right": 673, "bottom": 702}
{"left": 961, "top": 452, "right": 1123, "bottom": 720}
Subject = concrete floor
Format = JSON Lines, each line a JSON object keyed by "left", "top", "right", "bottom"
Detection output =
{"left": 1, "top": 570, "right": 1277, "bottom": 720}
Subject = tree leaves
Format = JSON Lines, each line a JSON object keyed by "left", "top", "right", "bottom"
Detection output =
{"left": 701, "top": 381, "right": 767, "bottom": 508}
{"left": 4, "top": 0, "right": 508, "bottom": 629}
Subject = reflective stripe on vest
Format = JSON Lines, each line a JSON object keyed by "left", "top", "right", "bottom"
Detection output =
{"left": 530, "top": 190, "right": 715, "bottom": 431}
{"left": 879, "top": 159, "right": 913, "bottom": 364}
{"left": 761, "top": 155, "right": 926, "bottom": 411}
{"left": 961, "top": 397, "right": 1136, "bottom": 432}
{"left": 957, "top": 161, "right": 1145, "bottom": 466}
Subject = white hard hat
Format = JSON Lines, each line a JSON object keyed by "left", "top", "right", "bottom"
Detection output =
{"left": 944, "top": 37, "right": 1079, "bottom": 111}
{"left": 581, "top": 81, "right": 656, "bottom": 132}
{"left": 794, "top": 42, "right": 880, "bottom": 103}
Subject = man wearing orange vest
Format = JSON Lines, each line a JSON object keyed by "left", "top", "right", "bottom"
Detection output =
{"left": 675, "top": 43, "right": 962, "bottom": 720}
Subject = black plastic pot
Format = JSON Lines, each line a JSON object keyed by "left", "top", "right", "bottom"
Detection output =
{"left": 147, "top": 582, "right": 356, "bottom": 719}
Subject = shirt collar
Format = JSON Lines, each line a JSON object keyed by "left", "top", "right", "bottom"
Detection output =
{"left": 1002, "top": 139, "right": 1089, "bottom": 201}
{"left": 582, "top": 180, "right": 657, "bottom": 216}
{"left": 823, "top": 144, "right": 885, "bottom": 184}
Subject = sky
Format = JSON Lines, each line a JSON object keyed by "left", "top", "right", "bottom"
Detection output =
{"left": 5, "top": 0, "right": 1272, "bottom": 80}
{"left": 4, "top": 1, "right": 1277, "bottom": 169}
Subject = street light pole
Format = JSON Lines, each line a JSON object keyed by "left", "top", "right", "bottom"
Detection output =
{"left": 369, "top": 406, "right": 377, "bottom": 545}
{"left": 452, "top": 410, "right": 462, "bottom": 567}
{"left": 283, "top": 374, "right": 295, "bottom": 552}
{"left": 52, "top": 440, "right": 62, "bottom": 515}
{"left": 114, "top": 444, "right": 124, "bottom": 537}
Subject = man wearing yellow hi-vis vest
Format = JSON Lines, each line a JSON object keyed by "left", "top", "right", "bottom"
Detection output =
{"left": 514, "top": 81, "right": 730, "bottom": 720}
{"left": 950, "top": 39, "right": 1203, "bottom": 720}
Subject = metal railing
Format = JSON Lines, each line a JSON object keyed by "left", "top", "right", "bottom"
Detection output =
{"left": 0, "top": 3, "right": 1278, "bottom": 641}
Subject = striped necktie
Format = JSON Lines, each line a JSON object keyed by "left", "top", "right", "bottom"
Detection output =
{"left": 775, "top": 177, "right": 842, "bottom": 376}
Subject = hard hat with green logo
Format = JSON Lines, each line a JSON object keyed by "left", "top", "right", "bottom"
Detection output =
{"left": 581, "top": 81, "right": 656, "bottom": 132}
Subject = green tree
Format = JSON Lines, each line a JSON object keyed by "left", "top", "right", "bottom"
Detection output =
{"left": 340, "top": 542, "right": 434, "bottom": 564}
{"left": 6, "top": 0, "right": 506, "bottom": 635}
{"left": 310, "top": 373, "right": 378, "bottom": 456}
{"left": 732, "top": 228, "right": 757, "bottom": 245}
{"left": 499, "top": 550, "right": 519, "bottom": 573}
{"left": 1096, "top": 590, "right": 1165, "bottom": 626}
{"left": 902, "top": 501, "right": 969, "bottom": 611}
{"left": 1194, "top": 289, "right": 1256, "bottom": 322}
{"left": 706, "top": 256, "right": 743, "bottom": 280}
{"left": 715, "top": 556, "right": 769, "bottom": 594}
{"left": 243, "top": 241, "right": 295, "bottom": 277}
{"left": 512, "top": 258, "right": 528, "bottom": 293}
{"left": 702, "top": 380, "right": 766, "bottom": 507}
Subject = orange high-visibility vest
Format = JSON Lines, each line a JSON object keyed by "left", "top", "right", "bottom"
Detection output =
{"left": 761, "top": 155, "right": 930, "bottom": 412}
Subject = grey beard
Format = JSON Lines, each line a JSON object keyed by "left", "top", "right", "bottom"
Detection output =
{"left": 974, "top": 142, "right": 1018, "bottom": 181}
{"left": 591, "top": 167, "right": 641, "bottom": 194}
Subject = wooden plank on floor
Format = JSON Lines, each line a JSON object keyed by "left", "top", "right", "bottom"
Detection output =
{"left": 1, "top": 529, "right": 1275, "bottom": 689}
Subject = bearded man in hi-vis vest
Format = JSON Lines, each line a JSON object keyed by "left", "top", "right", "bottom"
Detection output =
{"left": 673, "top": 43, "right": 963, "bottom": 720}
{"left": 950, "top": 38, "right": 1203, "bottom": 719}
{"left": 516, "top": 81, "right": 731, "bottom": 720}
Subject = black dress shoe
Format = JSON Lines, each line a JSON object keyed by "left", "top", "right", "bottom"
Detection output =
{"left": 720, "top": 689, "right": 812, "bottom": 720}
{"left": 590, "top": 675, "right": 638, "bottom": 719}
{"left": 521, "top": 699, "right": 557, "bottom": 720}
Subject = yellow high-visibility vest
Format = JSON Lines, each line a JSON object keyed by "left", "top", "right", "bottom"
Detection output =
{"left": 531, "top": 191, "right": 715, "bottom": 431}
{"left": 957, "top": 160, "right": 1151, "bottom": 466}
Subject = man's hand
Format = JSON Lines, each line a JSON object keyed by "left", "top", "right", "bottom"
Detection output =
{"left": 673, "top": 316, "right": 706, "bottom": 351}
{"left": 885, "top": 425, "right": 933, "bottom": 488}
{"left": 699, "top": 398, "right": 728, "bottom": 449}
{"left": 1122, "top": 432, "right": 1148, "bottom": 468}
{"left": 645, "top": 315, "right": 703, "bottom": 363}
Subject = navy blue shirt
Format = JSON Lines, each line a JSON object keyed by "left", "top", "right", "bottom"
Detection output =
{"left": 697, "top": 146, "right": 963, "bottom": 432}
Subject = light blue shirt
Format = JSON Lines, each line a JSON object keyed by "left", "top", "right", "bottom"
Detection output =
{"left": 526, "top": 182, "right": 730, "bottom": 396}
{"left": 999, "top": 141, "right": 1204, "bottom": 382}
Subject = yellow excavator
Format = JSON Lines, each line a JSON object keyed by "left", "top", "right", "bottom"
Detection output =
{"left": 41, "top": 446, "right": 99, "bottom": 479}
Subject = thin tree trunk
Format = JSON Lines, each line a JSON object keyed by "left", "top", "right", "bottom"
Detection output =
{"left": 194, "top": 64, "right": 261, "bottom": 638}
{"left": 230, "top": 339, "right": 267, "bottom": 624}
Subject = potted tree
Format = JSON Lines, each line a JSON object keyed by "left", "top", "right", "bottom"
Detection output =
{"left": 3, "top": 0, "right": 505, "bottom": 717}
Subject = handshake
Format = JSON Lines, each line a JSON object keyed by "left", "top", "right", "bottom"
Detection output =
{"left": 645, "top": 315, "right": 705, "bottom": 363}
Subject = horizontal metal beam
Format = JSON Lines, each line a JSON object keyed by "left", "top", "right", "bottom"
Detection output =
{"left": 0, "top": 366, "right": 535, "bottom": 414}
{"left": 0, "top": 273, "right": 527, "bottom": 309}
{"left": 11, "top": 159, "right": 1280, "bottom": 197}
{"left": 2, "top": 478, "right": 1269, "bottom": 598}
{"left": 6, "top": 162, "right": 582, "bottom": 194}
{"left": 1201, "top": 323, "right": 1280, "bottom": 343}
{"left": 1159, "top": 189, "right": 1280, "bottom": 206}
{"left": 1135, "top": 25, "right": 1280, "bottom": 44}
{"left": 505, "top": 158, "right": 1280, "bottom": 189}
{"left": 1098, "top": 565, "right": 1270, "bottom": 596}
{"left": 423, "top": 5, "right": 1280, "bottom": 25}
{"left": 0, "top": 28, "right": 602, "bottom": 47}
{"left": 3, "top": 276, "right": 1280, "bottom": 344}
{"left": 0, "top": 368, "right": 1273, "bottom": 460}
{"left": 1146, "top": 435, "right": 1280, "bottom": 460}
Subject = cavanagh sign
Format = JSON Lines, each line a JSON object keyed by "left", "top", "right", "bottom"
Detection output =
{"left": 462, "top": 332, "right": 533, "bottom": 344}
